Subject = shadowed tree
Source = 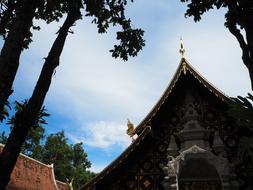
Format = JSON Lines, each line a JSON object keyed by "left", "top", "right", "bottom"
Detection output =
{"left": 0, "top": 0, "right": 144, "bottom": 188}
{"left": 0, "top": 100, "right": 9, "bottom": 122}
{"left": 42, "top": 132, "right": 94, "bottom": 189}
{"left": 42, "top": 131, "right": 75, "bottom": 182}
{"left": 0, "top": 0, "right": 71, "bottom": 116}
{"left": 0, "top": 1, "right": 83, "bottom": 188}
{"left": 180, "top": 0, "right": 253, "bottom": 90}
{"left": 0, "top": 0, "right": 40, "bottom": 115}
{"left": 6, "top": 100, "right": 48, "bottom": 158}
{"left": 71, "top": 142, "right": 95, "bottom": 189}
{"left": 0, "top": 0, "right": 145, "bottom": 116}
{"left": 0, "top": 132, "right": 7, "bottom": 144}
{"left": 0, "top": 0, "right": 16, "bottom": 36}
{"left": 227, "top": 94, "right": 253, "bottom": 189}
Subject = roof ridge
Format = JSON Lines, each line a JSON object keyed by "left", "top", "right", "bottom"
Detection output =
{"left": 134, "top": 57, "right": 229, "bottom": 133}
{"left": 134, "top": 60, "right": 184, "bottom": 133}
{"left": 183, "top": 58, "right": 229, "bottom": 100}
{"left": 0, "top": 143, "right": 60, "bottom": 189}
{"left": 0, "top": 143, "right": 53, "bottom": 169}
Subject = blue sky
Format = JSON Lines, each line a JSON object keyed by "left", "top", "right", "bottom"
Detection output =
{"left": 0, "top": 0, "right": 251, "bottom": 173}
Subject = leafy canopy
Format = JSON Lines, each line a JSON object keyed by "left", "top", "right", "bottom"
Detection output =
{"left": 228, "top": 94, "right": 253, "bottom": 164}
{"left": 227, "top": 94, "right": 253, "bottom": 189}
{"left": 0, "top": 0, "right": 145, "bottom": 60}
{"left": 4, "top": 100, "right": 48, "bottom": 157}
{"left": 42, "top": 131, "right": 94, "bottom": 189}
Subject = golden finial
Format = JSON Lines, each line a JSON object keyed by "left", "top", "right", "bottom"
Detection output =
{"left": 179, "top": 37, "right": 187, "bottom": 74}
{"left": 127, "top": 119, "right": 136, "bottom": 142}
{"left": 179, "top": 36, "right": 185, "bottom": 58}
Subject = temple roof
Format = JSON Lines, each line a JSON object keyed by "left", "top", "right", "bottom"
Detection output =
{"left": 135, "top": 57, "right": 228, "bottom": 133}
{"left": 80, "top": 57, "right": 229, "bottom": 190}
{"left": 0, "top": 144, "right": 67, "bottom": 190}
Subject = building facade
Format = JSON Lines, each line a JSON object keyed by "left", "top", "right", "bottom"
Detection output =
{"left": 81, "top": 56, "right": 240, "bottom": 190}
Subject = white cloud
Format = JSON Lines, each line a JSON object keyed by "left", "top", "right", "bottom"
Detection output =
{"left": 68, "top": 121, "right": 131, "bottom": 149}
{"left": 89, "top": 164, "right": 106, "bottom": 173}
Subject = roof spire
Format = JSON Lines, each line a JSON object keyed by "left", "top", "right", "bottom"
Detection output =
{"left": 179, "top": 37, "right": 187, "bottom": 74}
{"left": 179, "top": 36, "right": 185, "bottom": 58}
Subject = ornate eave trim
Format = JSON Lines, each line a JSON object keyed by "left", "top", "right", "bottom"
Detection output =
{"left": 182, "top": 58, "right": 228, "bottom": 101}
{"left": 135, "top": 58, "right": 229, "bottom": 134}
{"left": 0, "top": 143, "right": 55, "bottom": 169}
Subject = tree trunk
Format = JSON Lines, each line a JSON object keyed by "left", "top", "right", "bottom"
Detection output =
{"left": 0, "top": 4, "right": 81, "bottom": 189}
{"left": 0, "top": 0, "right": 37, "bottom": 116}
{"left": 226, "top": 3, "right": 253, "bottom": 90}
{"left": 228, "top": 23, "right": 253, "bottom": 90}
{"left": 248, "top": 68, "right": 253, "bottom": 90}
{"left": 245, "top": 22, "right": 253, "bottom": 90}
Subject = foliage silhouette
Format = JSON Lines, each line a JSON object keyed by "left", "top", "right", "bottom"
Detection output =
{"left": 227, "top": 94, "right": 253, "bottom": 189}
{"left": 181, "top": 0, "right": 253, "bottom": 90}
{"left": 0, "top": 0, "right": 144, "bottom": 188}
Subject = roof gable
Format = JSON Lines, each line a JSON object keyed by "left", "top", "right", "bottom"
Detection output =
{"left": 81, "top": 57, "right": 229, "bottom": 189}
{"left": 135, "top": 57, "right": 228, "bottom": 133}
{"left": 0, "top": 144, "right": 67, "bottom": 190}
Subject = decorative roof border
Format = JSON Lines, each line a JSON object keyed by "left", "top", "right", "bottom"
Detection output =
{"left": 80, "top": 126, "right": 151, "bottom": 190}
{"left": 0, "top": 143, "right": 51, "bottom": 168}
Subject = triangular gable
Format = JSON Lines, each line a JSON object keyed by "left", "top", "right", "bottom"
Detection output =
{"left": 80, "top": 57, "right": 229, "bottom": 190}
{"left": 0, "top": 144, "right": 67, "bottom": 190}
{"left": 134, "top": 57, "right": 229, "bottom": 133}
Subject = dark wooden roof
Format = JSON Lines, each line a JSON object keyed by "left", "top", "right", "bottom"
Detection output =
{"left": 135, "top": 57, "right": 229, "bottom": 133}
{"left": 80, "top": 57, "right": 229, "bottom": 190}
{"left": 80, "top": 126, "right": 151, "bottom": 190}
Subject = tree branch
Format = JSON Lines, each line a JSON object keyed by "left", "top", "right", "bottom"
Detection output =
{"left": 228, "top": 24, "right": 249, "bottom": 67}
{"left": 225, "top": 1, "right": 250, "bottom": 68}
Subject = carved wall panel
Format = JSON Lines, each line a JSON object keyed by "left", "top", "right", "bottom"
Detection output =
{"left": 106, "top": 87, "right": 232, "bottom": 190}
{"left": 105, "top": 130, "right": 171, "bottom": 190}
